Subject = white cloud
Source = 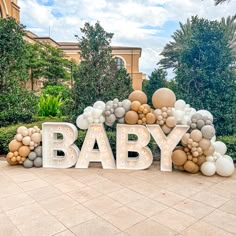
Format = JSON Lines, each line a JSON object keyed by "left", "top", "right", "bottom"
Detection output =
{"left": 18, "top": 0, "right": 236, "bottom": 76}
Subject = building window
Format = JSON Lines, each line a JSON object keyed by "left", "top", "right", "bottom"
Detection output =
{"left": 115, "top": 57, "right": 125, "bottom": 69}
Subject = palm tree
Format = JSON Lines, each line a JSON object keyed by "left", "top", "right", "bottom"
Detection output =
{"left": 215, "top": 0, "right": 230, "bottom": 5}
{"left": 159, "top": 16, "right": 236, "bottom": 69}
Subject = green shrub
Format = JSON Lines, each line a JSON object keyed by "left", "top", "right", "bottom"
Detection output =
{"left": 0, "top": 117, "right": 63, "bottom": 154}
{"left": 38, "top": 95, "right": 63, "bottom": 117}
{"left": 217, "top": 136, "right": 236, "bottom": 160}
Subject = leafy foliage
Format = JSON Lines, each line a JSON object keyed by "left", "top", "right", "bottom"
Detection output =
{"left": 71, "top": 22, "right": 132, "bottom": 120}
{"left": 0, "top": 17, "right": 37, "bottom": 126}
{"left": 37, "top": 95, "right": 63, "bottom": 117}
{"left": 162, "top": 16, "right": 236, "bottom": 135}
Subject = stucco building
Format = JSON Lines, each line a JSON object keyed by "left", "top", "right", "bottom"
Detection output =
{"left": 0, "top": 0, "right": 146, "bottom": 90}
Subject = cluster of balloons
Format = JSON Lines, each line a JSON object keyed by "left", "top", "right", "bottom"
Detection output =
{"left": 104, "top": 99, "right": 131, "bottom": 126}
{"left": 125, "top": 91, "right": 156, "bottom": 125}
{"left": 23, "top": 146, "right": 42, "bottom": 168}
{"left": 6, "top": 126, "right": 42, "bottom": 167}
{"left": 173, "top": 100, "right": 196, "bottom": 125}
{"left": 201, "top": 141, "right": 234, "bottom": 177}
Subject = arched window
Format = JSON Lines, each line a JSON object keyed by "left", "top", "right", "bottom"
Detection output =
{"left": 115, "top": 57, "right": 125, "bottom": 69}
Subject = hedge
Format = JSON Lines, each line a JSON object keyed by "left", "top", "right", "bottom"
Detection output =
{"left": 0, "top": 117, "right": 63, "bottom": 154}
{"left": 217, "top": 136, "right": 236, "bottom": 160}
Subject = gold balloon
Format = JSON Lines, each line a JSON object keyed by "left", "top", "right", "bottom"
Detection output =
{"left": 128, "top": 90, "right": 147, "bottom": 104}
{"left": 184, "top": 161, "right": 196, "bottom": 173}
{"left": 125, "top": 111, "right": 139, "bottom": 124}
{"left": 152, "top": 88, "right": 176, "bottom": 109}
{"left": 172, "top": 149, "right": 187, "bottom": 166}
{"left": 18, "top": 146, "right": 30, "bottom": 158}
{"left": 146, "top": 113, "right": 156, "bottom": 124}
{"left": 9, "top": 140, "right": 22, "bottom": 152}
{"left": 130, "top": 101, "right": 141, "bottom": 112}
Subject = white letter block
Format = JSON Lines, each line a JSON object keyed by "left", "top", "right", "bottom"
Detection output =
{"left": 76, "top": 124, "right": 116, "bottom": 169}
{"left": 147, "top": 125, "right": 189, "bottom": 171}
{"left": 42, "top": 122, "right": 79, "bottom": 168}
{"left": 116, "top": 124, "right": 153, "bottom": 170}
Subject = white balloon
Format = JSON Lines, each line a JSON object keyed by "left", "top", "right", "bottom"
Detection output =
{"left": 211, "top": 136, "right": 216, "bottom": 142}
{"left": 99, "top": 115, "right": 105, "bottom": 123}
{"left": 224, "top": 155, "right": 234, "bottom": 163}
{"left": 76, "top": 115, "right": 89, "bottom": 130}
{"left": 175, "top": 100, "right": 186, "bottom": 110}
{"left": 92, "top": 108, "right": 103, "bottom": 118}
{"left": 87, "top": 116, "right": 94, "bottom": 123}
{"left": 93, "top": 101, "right": 105, "bottom": 111}
{"left": 213, "top": 141, "right": 227, "bottom": 155}
{"left": 196, "top": 110, "right": 213, "bottom": 122}
{"left": 206, "top": 156, "right": 215, "bottom": 162}
{"left": 173, "top": 110, "right": 184, "bottom": 123}
{"left": 182, "top": 115, "right": 190, "bottom": 125}
{"left": 200, "top": 162, "right": 216, "bottom": 176}
{"left": 94, "top": 119, "right": 100, "bottom": 123}
{"left": 84, "top": 106, "right": 93, "bottom": 113}
{"left": 215, "top": 157, "right": 234, "bottom": 177}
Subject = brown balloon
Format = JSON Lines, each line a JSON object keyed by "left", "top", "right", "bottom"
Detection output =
{"left": 184, "top": 161, "right": 196, "bottom": 173}
{"left": 172, "top": 149, "right": 187, "bottom": 166}
{"left": 18, "top": 146, "right": 30, "bottom": 158}
{"left": 130, "top": 101, "right": 141, "bottom": 112}
{"left": 128, "top": 90, "right": 147, "bottom": 104}
{"left": 125, "top": 111, "right": 139, "bottom": 124}
{"left": 197, "top": 155, "right": 206, "bottom": 166}
{"left": 152, "top": 88, "right": 176, "bottom": 109}
{"left": 146, "top": 113, "right": 156, "bottom": 124}
{"left": 8, "top": 140, "right": 22, "bottom": 152}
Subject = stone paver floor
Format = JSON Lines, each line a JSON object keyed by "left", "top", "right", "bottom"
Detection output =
{"left": 0, "top": 160, "right": 235, "bottom": 236}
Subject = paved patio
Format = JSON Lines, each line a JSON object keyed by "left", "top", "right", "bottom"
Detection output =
{"left": 0, "top": 160, "right": 235, "bottom": 236}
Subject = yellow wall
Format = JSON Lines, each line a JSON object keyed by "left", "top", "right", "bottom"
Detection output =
{"left": 0, "top": 0, "right": 20, "bottom": 21}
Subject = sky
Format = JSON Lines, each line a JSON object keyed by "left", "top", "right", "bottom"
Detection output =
{"left": 18, "top": 0, "right": 236, "bottom": 77}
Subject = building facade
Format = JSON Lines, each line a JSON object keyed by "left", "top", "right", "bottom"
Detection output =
{"left": 1, "top": 0, "right": 146, "bottom": 90}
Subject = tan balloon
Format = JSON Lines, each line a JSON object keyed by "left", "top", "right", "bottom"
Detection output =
{"left": 15, "top": 134, "right": 23, "bottom": 142}
{"left": 22, "top": 136, "right": 31, "bottom": 146}
{"left": 184, "top": 161, "right": 196, "bottom": 173}
{"left": 192, "top": 164, "right": 200, "bottom": 174}
{"left": 197, "top": 155, "right": 206, "bottom": 166}
{"left": 152, "top": 88, "right": 176, "bottom": 109}
{"left": 18, "top": 146, "right": 30, "bottom": 158}
{"left": 17, "top": 126, "right": 27, "bottom": 134}
{"left": 199, "top": 138, "right": 211, "bottom": 150}
{"left": 143, "top": 104, "right": 151, "bottom": 112}
{"left": 130, "top": 101, "right": 141, "bottom": 112}
{"left": 31, "top": 133, "right": 41, "bottom": 143}
{"left": 204, "top": 145, "right": 215, "bottom": 156}
{"left": 181, "top": 133, "right": 190, "bottom": 146}
{"left": 146, "top": 113, "right": 156, "bottom": 124}
{"left": 190, "top": 130, "right": 202, "bottom": 142}
{"left": 162, "top": 124, "right": 171, "bottom": 134}
{"left": 172, "top": 149, "right": 187, "bottom": 166}
{"left": 9, "top": 140, "right": 22, "bottom": 152}
{"left": 6, "top": 152, "right": 14, "bottom": 159}
{"left": 6, "top": 155, "right": 17, "bottom": 165}
{"left": 125, "top": 111, "right": 139, "bottom": 124}
{"left": 128, "top": 90, "right": 147, "bottom": 104}
{"left": 166, "top": 116, "right": 176, "bottom": 128}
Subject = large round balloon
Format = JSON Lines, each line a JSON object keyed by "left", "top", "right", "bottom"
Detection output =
{"left": 93, "top": 101, "right": 106, "bottom": 110}
{"left": 125, "top": 111, "right": 139, "bottom": 124}
{"left": 200, "top": 162, "right": 216, "bottom": 176}
{"left": 76, "top": 115, "right": 89, "bottom": 130}
{"left": 128, "top": 90, "right": 147, "bottom": 104}
{"left": 215, "top": 157, "right": 234, "bottom": 177}
{"left": 152, "top": 88, "right": 176, "bottom": 109}
{"left": 213, "top": 141, "right": 227, "bottom": 156}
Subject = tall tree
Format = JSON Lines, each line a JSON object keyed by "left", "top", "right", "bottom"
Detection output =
{"left": 0, "top": 17, "right": 36, "bottom": 126}
{"left": 170, "top": 17, "right": 236, "bottom": 135}
{"left": 143, "top": 68, "right": 168, "bottom": 104}
{"left": 159, "top": 16, "right": 236, "bottom": 69}
{"left": 72, "top": 22, "right": 132, "bottom": 118}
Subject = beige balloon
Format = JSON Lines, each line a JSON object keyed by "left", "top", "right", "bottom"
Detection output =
{"left": 18, "top": 146, "right": 30, "bottom": 157}
{"left": 128, "top": 90, "right": 148, "bottom": 104}
{"left": 31, "top": 133, "right": 41, "bottom": 143}
{"left": 152, "top": 88, "right": 176, "bottom": 109}
{"left": 9, "top": 140, "right": 22, "bottom": 152}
